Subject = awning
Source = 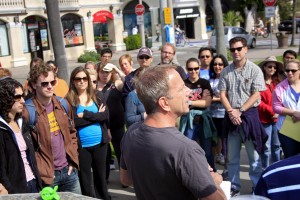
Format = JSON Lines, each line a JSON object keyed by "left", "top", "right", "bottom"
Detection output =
{"left": 93, "top": 10, "right": 114, "bottom": 23}
{"left": 174, "top": 7, "right": 200, "bottom": 19}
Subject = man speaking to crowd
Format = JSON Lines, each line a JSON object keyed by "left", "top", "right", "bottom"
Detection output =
{"left": 120, "top": 65, "right": 226, "bottom": 200}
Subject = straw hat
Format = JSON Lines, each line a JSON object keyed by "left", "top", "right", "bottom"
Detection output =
{"left": 258, "top": 56, "right": 283, "bottom": 71}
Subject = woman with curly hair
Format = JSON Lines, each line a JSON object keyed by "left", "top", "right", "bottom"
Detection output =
{"left": 66, "top": 67, "right": 110, "bottom": 199}
{"left": 0, "top": 77, "right": 42, "bottom": 194}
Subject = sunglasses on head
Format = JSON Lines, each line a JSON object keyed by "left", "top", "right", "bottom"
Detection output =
{"left": 213, "top": 63, "right": 224, "bottom": 66}
{"left": 285, "top": 69, "right": 299, "bottom": 74}
{"left": 187, "top": 67, "right": 200, "bottom": 72}
{"left": 229, "top": 46, "right": 244, "bottom": 53}
{"left": 200, "top": 55, "right": 210, "bottom": 59}
{"left": 40, "top": 80, "right": 57, "bottom": 88}
{"left": 74, "top": 77, "right": 88, "bottom": 82}
{"left": 14, "top": 93, "right": 25, "bottom": 102}
{"left": 138, "top": 55, "right": 150, "bottom": 60}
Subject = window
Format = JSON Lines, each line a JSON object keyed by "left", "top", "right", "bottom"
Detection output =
{"left": 61, "top": 14, "right": 84, "bottom": 47}
{"left": 0, "top": 21, "right": 10, "bottom": 56}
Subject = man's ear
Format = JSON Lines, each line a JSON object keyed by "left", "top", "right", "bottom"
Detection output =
{"left": 158, "top": 96, "right": 171, "bottom": 112}
{"left": 31, "top": 82, "right": 37, "bottom": 90}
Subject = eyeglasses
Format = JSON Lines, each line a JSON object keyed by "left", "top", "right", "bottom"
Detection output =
{"left": 162, "top": 51, "right": 174, "bottom": 55}
{"left": 74, "top": 77, "right": 88, "bottom": 83}
{"left": 229, "top": 46, "right": 244, "bottom": 53}
{"left": 285, "top": 69, "right": 299, "bottom": 74}
{"left": 40, "top": 80, "right": 57, "bottom": 88}
{"left": 200, "top": 55, "right": 210, "bottom": 59}
{"left": 92, "top": 80, "right": 97, "bottom": 84}
{"left": 14, "top": 93, "right": 25, "bottom": 102}
{"left": 266, "top": 65, "right": 277, "bottom": 69}
{"left": 284, "top": 56, "right": 295, "bottom": 60}
{"left": 213, "top": 63, "right": 224, "bottom": 66}
{"left": 187, "top": 67, "right": 200, "bottom": 72}
{"left": 138, "top": 55, "right": 150, "bottom": 60}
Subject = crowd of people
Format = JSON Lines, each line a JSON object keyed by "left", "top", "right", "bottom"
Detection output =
{"left": 0, "top": 37, "right": 299, "bottom": 200}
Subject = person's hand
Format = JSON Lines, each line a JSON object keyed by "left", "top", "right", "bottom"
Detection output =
{"left": 98, "top": 103, "right": 106, "bottom": 112}
{"left": 228, "top": 109, "right": 242, "bottom": 125}
{"left": 68, "top": 165, "right": 75, "bottom": 176}
{"left": 210, "top": 171, "right": 223, "bottom": 185}
{"left": 272, "top": 114, "right": 279, "bottom": 119}
{"left": 291, "top": 111, "right": 300, "bottom": 122}
{"left": 107, "top": 129, "right": 112, "bottom": 142}
{"left": 0, "top": 183, "right": 8, "bottom": 195}
{"left": 77, "top": 113, "right": 83, "bottom": 118}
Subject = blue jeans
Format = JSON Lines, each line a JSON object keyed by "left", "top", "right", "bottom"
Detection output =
{"left": 52, "top": 165, "right": 81, "bottom": 194}
{"left": 227, "top": 128, "right": 262, "bottom": 190}
{"left": 185, "top": 123, "right": 215, "bottom": 171}
{"left": 261, "top": 123, "right": 281, "bottom": 168}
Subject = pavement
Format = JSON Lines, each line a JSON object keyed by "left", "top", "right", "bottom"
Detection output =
{"left": 9, "top": 35, "right": 299, "bottom": 199}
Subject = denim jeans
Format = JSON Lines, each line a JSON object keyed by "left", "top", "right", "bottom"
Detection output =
{"left": 227, "top": 127, "right": 262, "bottom": 190}
{"left": 184, "top": 123, "right": 215, "bottom": 171}
{"left": 261, "top": 123, "right": 281, "bottom": 168}
{"left": 52, "top": 165, "right": 82, "bottom": 194}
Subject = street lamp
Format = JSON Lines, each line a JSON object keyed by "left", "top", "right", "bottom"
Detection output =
{"left": 109, "top": 5, "right": 113, "bottom": 13}
{"left": 87, "top": 10, "right": 91, "bottom": 18}
{"left": 14, "top": 15, "right": 19, "bottom": 23}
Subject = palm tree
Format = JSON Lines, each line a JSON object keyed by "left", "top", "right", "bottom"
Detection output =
{"left": 213, "top": 0, "right": 226, "bottom": 57}
{"left": 223, "top": 11, "right": 244, "bottom": 26}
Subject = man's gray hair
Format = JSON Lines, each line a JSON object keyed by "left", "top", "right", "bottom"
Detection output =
{"left": 134, "top": 65, "right": 177, "bottom": 114}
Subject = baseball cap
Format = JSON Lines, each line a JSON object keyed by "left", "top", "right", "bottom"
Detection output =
{"left": 103, "top": 63, "right": 115, "bottom": 72}
{"left": 137, "top": 47, "right": 153, "bottom": 58}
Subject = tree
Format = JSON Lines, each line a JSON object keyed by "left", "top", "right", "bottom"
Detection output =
{"left": 290, "top": 0, "right": 298, "bottom": 46}
{"left": 213, "top": 0, "right": 227, "bottom": 57}
{"left": 223, "top": 10, "right": 244, "bottom": 26}
{"left": 45, "top": 0, "right": 69, "bottom": 83}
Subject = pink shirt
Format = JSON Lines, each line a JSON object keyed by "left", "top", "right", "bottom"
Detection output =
{"left": 14, "top": 131, "right": 35, "bottom": 182}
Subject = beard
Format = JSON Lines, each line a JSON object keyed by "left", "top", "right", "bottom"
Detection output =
{"left": 162, "top": 58, "right": 172, "bottom": 64}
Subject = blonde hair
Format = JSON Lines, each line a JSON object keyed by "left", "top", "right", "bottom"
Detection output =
{"left": 286, "top": 59, "right": 300, "bottom": 69}
{"left": 86, "top": 68, "right": 97, "bottom": 77}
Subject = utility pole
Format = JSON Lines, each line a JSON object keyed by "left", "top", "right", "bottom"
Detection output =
{"left": 139, "top": 0, "right": 145, "bottom": 47}
{"left": 45, "top": 0, "right": 69, "bottom": 83}
{"left": 160, "top": 0, "right": 167, "bottom": 45}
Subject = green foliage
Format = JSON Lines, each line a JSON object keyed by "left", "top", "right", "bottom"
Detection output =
{"left": 223, "top": 11, "right": 244, "bottom": 26}
{"left": 124, "top": 34, "right": 142, "bottom": 51}
{"left": 278, "top": 0, "right": 293, "bottom": 20}
{"left": 94, "top": 36, "right": 110, "bottom": 42}
{"left": 78, "top": 51, "right": 99, "bottom": 63}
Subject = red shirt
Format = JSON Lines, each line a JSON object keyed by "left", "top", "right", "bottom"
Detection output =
{"left": 258, "top": 82, "right": 277, "bottom": 124}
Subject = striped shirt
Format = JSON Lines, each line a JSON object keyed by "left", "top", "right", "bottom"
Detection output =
{"left": 255, "top": 154, "right": 300, "bottom": 200}
{"left": 218, "top": 60, "right": 265, "bottom": 108}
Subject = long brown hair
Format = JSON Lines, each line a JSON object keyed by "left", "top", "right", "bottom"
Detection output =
{"left": 67, "top": 67, "right": 97, "bottom": 107}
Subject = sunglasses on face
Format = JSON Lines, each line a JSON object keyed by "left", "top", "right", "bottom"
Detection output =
{"left": 138, "top": 55, "right": 150, "bottom": 60}
{"left": 74, "top": 77, "right": 88, "bottom": 83}
{"left": 14, "top": 93, "right": 25, "bottom": 102}
{"left": 285, "top": 69, "right": 299, "bottom": 74}
{"left": 229, "top": 46, "right": 244, "bottom": 53}
{"left": 266, "top": 65, "right": 277, "bottom": 69}
{"left": 200, "top": 55, "right": 210, "bottom": 59}
{"left": 187, "top": 67, "right": 200, "bottom": 72}
{"left": 40, "top": 80, "right": 57, "bottom": 88}
{"left": 213, "top": 63, "right": 224, "bottom": 66}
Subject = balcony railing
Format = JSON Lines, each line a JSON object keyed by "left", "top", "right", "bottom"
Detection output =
{"left": 59, "top": 0, "right": 79, "bottom": 11}
{"left": 0, "top": 0, "right": 25, "bottom": 14}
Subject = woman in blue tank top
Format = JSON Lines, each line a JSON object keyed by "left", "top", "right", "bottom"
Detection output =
{"left": 67, "top": 67, "right": 110, "bottom": 200}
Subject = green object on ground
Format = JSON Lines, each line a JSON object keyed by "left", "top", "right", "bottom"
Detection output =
{"left": 40, "top": 185, "right": 60, "bottom": 200}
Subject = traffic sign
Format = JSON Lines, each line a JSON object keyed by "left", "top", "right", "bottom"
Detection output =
{"left": 265, "top": 6, "right": 275, "bottom": 18}
{"left": 135, "top": 4, "right": 145, "bottom": 16}
{"left": 137, "top": 15, "right": 144, "bottom": 25}
{"left": 263, "top": 0, "right": 277, "bottom": 7}
{"left": 164, "top": 7, "right": 172, "bottom": 25}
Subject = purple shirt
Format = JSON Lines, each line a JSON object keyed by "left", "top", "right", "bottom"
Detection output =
{"left": 45, "top": 102, "right": 68, "bottom": 170}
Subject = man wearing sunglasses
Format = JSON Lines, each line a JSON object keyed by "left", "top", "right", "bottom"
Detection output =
{"left": 23, "top": 64, "right": 81, "bottom": 194}
{"left": 218, "top": 37, "right": 266, "bottom": 198}
{"left": 122, "top": 47, "right": 153, "bottom": 99}
{"left": 198, "top": 47, "right": 214, "bottom": 80}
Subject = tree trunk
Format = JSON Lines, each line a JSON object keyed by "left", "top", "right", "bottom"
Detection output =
{"left": 244, "top": 4, "right": 257, "bottom": 33}
{"left": 45, "top": 0, "right": 69, "bottom": 83}
{"left": 290, "top": 0, "right": 297, "bottom": 46}
{"left": 213, "top": 0, "right": 227, "bottom": 58}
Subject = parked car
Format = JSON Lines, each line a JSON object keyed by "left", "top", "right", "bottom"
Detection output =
{"left": 208, "top": 26, "right": 256, "bottom": 49}
{"left": 278, "top": 19, "right": 300, "bottom": 33}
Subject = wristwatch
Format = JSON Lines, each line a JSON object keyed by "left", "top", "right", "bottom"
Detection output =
{"left": 239, "top": 107, "right": 245, "bottom": 113}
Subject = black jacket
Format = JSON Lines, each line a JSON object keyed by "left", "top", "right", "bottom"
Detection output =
{"left": 72, "top": 91, "right": 109, "bottom": 148}
{"left": 0, "top": 117, "right": 42, "bottom": 193}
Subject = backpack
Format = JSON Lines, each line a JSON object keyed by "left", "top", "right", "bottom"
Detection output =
{"left": 25, "top": 96, "right": 69, "bottom": 127}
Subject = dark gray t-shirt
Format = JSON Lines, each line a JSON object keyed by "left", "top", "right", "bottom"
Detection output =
{"left": 120, "top": 122, "right": 216, "bottom": 200}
